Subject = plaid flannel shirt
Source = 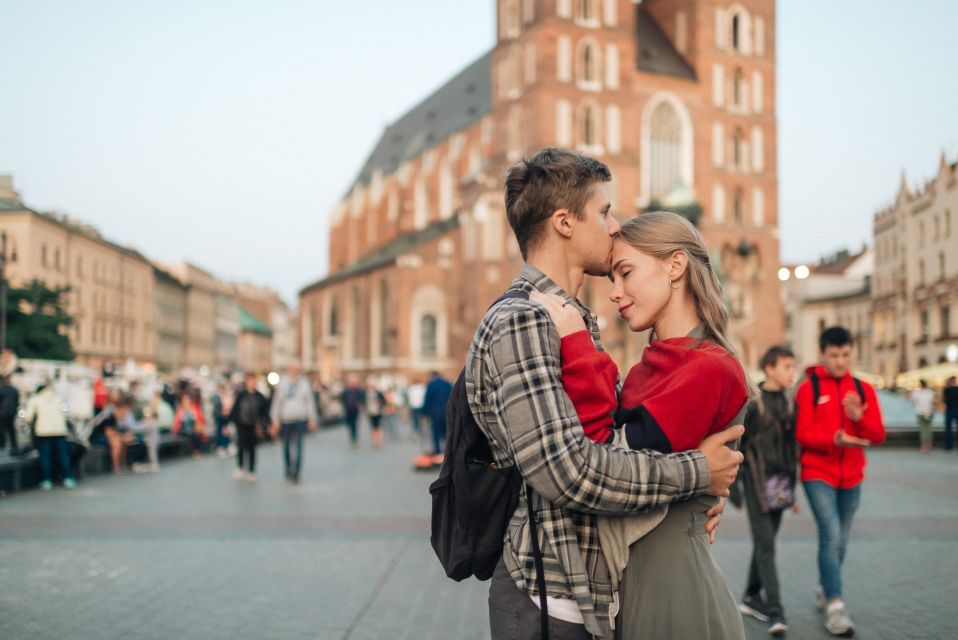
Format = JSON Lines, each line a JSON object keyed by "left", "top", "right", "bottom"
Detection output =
{"left": 466, "top": 264, "right": 710, "bottom": 639}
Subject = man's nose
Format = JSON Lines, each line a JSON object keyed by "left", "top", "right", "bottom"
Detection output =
{"left": 607, "top": 215, "right": 621, "bottom": 236}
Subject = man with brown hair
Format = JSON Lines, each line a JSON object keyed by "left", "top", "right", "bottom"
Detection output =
{"left": 467, "top": 148, "right": 744, "bottom": 639}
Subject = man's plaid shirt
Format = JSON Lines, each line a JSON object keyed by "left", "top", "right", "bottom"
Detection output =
{"left": 466, "top": 264, "right": 711, "bottom": 639}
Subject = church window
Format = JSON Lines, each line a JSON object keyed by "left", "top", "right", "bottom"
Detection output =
{"left": 732, "top": 128, "right": 744, "bottom": 169}
{"left": 733, "top": 187, "right": 744, "bottom": 224}
{"left": 421, "top": 314, "right": 438, "bottom": 357}
{"left": 577, "top": 39, "right": 601, "bottom": 89}
{"left": 577, "top": 0, "right": 598, "bottom": 25}
{"left": 649, "top": 101, "right": 682, "bottom": 198}
{"left": 503, "top": 0, "right": 521, "bottom": 38}
{"left": 733, "top": 68, "right": 744, "bottom": 109}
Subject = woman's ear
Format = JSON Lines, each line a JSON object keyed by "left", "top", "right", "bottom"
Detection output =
{"left": 551, "top": 208, "right": 574, "bottom": 239}
{"left": 668, "top": 250, "right": 689, "bottom": 281}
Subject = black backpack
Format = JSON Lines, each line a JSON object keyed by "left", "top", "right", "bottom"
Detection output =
{"left": 809, "top": 370, "right": 865, "bottom": 406}
{"left": 429, "top": 289, "right": 551, "bottom": 636}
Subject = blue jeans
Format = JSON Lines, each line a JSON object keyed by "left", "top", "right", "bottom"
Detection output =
{"left": 281, "top": 421, "right": 307, "bottom": 476}
{"left": 803, "top": 480, "right": 862, "bottom": 601}
{"left": 945, "top": 409, "right": 958, "bottom": 450}
{"left": 37, "top": 436, "right": 73, "bottom": 483}
{"left": 215, "top": 416, "right": 230, "bottom": 449}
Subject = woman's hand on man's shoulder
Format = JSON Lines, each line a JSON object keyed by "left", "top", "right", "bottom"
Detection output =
{"left": 529, "top": 291, "right": 587, "bottom": 337}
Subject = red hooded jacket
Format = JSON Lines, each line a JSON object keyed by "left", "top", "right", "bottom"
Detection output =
{"left": 795, "top": 365, "right": 886, "bottom": 488}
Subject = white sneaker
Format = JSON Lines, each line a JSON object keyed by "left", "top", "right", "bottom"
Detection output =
{"left": 216, "top": 448, "right": 229, "bottom": 459}
{"left": 232, "top": 468, "right": 243, "bottom": 481}
{"left": 245, "top": 472, "right": 256, "bottom": 483}
{"left": 825, "top": 605, "right": 855, "bottom": 637}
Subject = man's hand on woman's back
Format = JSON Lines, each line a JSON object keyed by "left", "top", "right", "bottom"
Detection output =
{"left": 699, "top": 425, "right": 745, "bottom": 497}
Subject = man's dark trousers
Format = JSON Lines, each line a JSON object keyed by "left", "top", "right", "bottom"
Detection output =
{"left": 742, "top": 470, "right": 786, "bottom": 616}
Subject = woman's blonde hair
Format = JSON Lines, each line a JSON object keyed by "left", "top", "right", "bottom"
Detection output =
{"left": 617, "top": 211, "right": 757, "bottom": 398}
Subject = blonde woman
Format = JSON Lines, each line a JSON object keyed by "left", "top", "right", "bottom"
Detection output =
{"left": 532, "top": 211, "right": 750, "bottom": 639}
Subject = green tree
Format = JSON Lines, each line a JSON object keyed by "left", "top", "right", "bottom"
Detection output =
{"left": 3, "top": 279, "right": 74, "bottom": 360}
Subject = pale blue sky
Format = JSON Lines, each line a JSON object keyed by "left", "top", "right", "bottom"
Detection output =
{"left": 1, "top": 1, "right": 956, "bottom": 302}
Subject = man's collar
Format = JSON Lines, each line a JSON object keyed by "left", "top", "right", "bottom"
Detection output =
{"left": 517, "top": 263, "right": 590, "bottom": 314}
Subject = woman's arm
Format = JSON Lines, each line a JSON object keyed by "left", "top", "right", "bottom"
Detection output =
{"left": 560, "top": 330, "right": 618, "bottom": 443}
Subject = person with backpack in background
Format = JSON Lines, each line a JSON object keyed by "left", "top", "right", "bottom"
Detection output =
{"left": 942, "top": 376, "right": 958, "bottom": 451}
{"left": 0, "top": 375, "right": 20, "bottom": 455}
{"left": 796, "top": 326, "right": 885, "bottom": 637}
{"left": 737, "top": 346, "right": 798, "bottom": 637}
{"left": 443, "top": 149, "right": 743, "bottom": 640}
{"left": 229, "top": 372, "right": 270, "bottom": 482}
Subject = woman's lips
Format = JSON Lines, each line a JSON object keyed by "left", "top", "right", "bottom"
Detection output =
{"left": 618, "top": 302, "right": 633, "bottom": 317}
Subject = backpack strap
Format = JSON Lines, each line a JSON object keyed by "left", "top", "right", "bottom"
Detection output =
{"left": 525, "top": 485, "right": 549, "bottom": 640}
{"left": 852, "top": 377, "right": 866, "bottom": 404}
{"left": 810, "top": 370, "right": 821, "bottom": 406}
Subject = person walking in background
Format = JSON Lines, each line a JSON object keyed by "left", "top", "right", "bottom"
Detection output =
{"left": 173, "top": 392, "right": 207, "bottom": 459}
{"left": 911, "top": 379, "right": 935, "bottom": 453}
{"left": 229, "top": 372, "right": 270, "bottom": 482}
{"left": 941, "top": 376, "right": 958, "bottom": 451}
{"left": 25, "top": 379, "right": 76, "bottom": 490}
{"left": 212, "top": 381, "right": 232, "bottom": 459}
{"left": 422, "top": 370, "right": 452, "bottom": 465}
{"left": 738, "top": 346, "right": 798, "bottom": 637}
{"left": 796, "top": 326, "right": 886, "bottom": 637}
{"left": 340, "top": 377, "right": 365, "bottom": 449}
{"left": 407, "top": 378, "right": 426, "bottom": 441}
{"left": 0, "top": 375, "right": 20, "bottom": 455}
{"left": 269, "top": 362, "right": 317, "bottom": 483}
{"left": 365, "top": 382, "right": 386, "bottom": 449}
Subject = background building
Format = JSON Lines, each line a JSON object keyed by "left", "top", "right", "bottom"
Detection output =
{"left": 238, "top": 307, "right": 273, "bottom": 374}
{"left": 873, "top": 152, "right": 958, "bottom": 379}
{"left": 152, "top": 264, "right": 187, "bottom": 373}
{"left": 300, "top": 0, "right": 783, "bottom": 383}
{"left": 0, "top": 176, "right": 155, "bottom": 370}
{"left": 781, "top": 248, "right": 873, "bottom": 372}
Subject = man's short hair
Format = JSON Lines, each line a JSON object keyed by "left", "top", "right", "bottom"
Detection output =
{"left": 919, "top": 378, "right": 928, "bottom": 388}
{"left": 504, "top": 148, "right": 611, "bottom": 259}
{"left": 819, "top": 326, "right": 854, "bottom": 352}
{"left": 759, "top": 345, "right": 795, "bottom": 371}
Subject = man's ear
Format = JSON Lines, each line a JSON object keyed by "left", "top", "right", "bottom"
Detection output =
{"left": 668, "top": 250, "right": 689, "bottom": 281}
{"left": 551, "top": 208, "right": 574, "bottom": 239}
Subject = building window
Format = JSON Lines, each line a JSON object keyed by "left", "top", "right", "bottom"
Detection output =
{"left": 578, "top": 101, "right": 600, "bottom": 149}
{"left": 557, "top": 35, "right": 572, "bottom": 81}
{"left": 919, "top": 221, "right": 925, "bottom": 248}
{"left": 732, "top": 68, "right": 744, "bottom": 110}
{"left": 649, "top": 101, "right": 682, "bottom": 198}
{"left": 54, "top": 248, "right": 61, "bottom": 271}
{"left": 379, "top": 279, "right": 391, "bottom": 356}
{"left": 503, "top": 0, "right": 521, "bottom": 38}
{"left": 934, "top": 215, "right": 941, "bottom": 241}
{"left": 947, "top": 209, "right": 952, "bottom": 238}
{"left": 712, "top": 122, "right": 725, "bottom": 167}
{"left": 605, "top": 104, "right": 621, "bottom": 153}
{"left": 41, "top": 244, "right": 48, "bottom": 268}
{"left": 577, "top": 0, "right": 598, "bottom": 25}
{"left": 328, "top": 295, "right": 339, "bottom": 337}
{"left": 919, "top": 259, "right": 925, "bottom": 285}
{"left": 712, "top": 183, "right": 727, "bottom": 224}
{"left": 728, "top": 7, "right": 751, "bottom": 54}
{"left": 731, "top": 14, "right": 741, "bottom": 50}
{"left": 940, "top": 251, "right": 946, "bottom": 280}
{"left": 733, "top": 187, "right": 744, "bottom": 224}
{"left": 577, "top": 39, "right": 600, "bottom": 89}
{"left": 732, "top": 128, "right": 744, "bottom": 169}
{"left": 556, "top": 0, "right": 572, "bottom": 19}
{"left": 941, "top": 306, "right": 951, "bottom": 338}
{"left": 421, "top": 314, "right": 438, "bottom": 357}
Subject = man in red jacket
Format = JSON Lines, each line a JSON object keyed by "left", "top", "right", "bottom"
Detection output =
{"left": 796, "top": 326, "right": 885, "bottom": 637}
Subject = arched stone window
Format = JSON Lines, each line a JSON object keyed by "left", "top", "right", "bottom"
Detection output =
{"left": 727, "top": 4, "right": 752, "bottom": 55}
{"left": 577, "top": 38, "right": 601, "bottom": 89}
{"left": 649, "top": 102, "right": 682, "bottom": 198}
{"left": 640, "top": 92, "right": 694, "bottom": 205}
{"left": 578, "top": 100, "right": 601, "bottom": 149}
{"left": 328, "top": 294, "right": 339, "bottom": 337}
{"left": 733, "top": 68, "right": 744, "bottom": 108}
{"left": 420, "top": 315, "right": 437, "bottom": 358}
{"left": 733, "top": 187, "right": 744, "bottom": 224}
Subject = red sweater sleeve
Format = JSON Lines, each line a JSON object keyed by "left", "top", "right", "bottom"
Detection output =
{"left": 848, "top": 383, "right": 886, "bottom": 444}
{"left": 795, "top": 381, "right": 836, "bottom": 454}
{"left": 559, "top": 330, "right": 617, "bottom": 443}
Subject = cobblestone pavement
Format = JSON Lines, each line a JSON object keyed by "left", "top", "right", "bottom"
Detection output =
{"left": 0, "top": 423, "right": 955, "bottom": 640}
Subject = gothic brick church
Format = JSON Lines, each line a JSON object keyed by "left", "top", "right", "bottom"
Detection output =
{"left": 299, "top": 0, "right": 783, "bottom": 384}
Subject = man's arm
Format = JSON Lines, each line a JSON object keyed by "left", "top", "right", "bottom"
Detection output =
{"left": 487, "top": 303, "right": 733, "bottom": 516}
{"left": 794, "top": 382, "right": 834, "bottom": 453}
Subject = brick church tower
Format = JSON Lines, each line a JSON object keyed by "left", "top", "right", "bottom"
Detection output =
{"left": 300, "top": 0, "right": 783, "bottom": 383}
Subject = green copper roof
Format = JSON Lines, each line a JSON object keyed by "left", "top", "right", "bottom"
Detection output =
{"left": 239, "top": 307, "right": 273, "bottom": 337}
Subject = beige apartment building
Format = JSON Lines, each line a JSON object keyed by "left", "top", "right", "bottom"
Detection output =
{"left": 874, "top": 153, "right": 958, "bottom": 379}
{"left": 234, "top": 282, "right": 294, "bottom": 372}
{"left": 0, "top": 176, "right": 155, "bottom": 370}
{"left": 153, "top": 265, "right": 187, "bottom": 373}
